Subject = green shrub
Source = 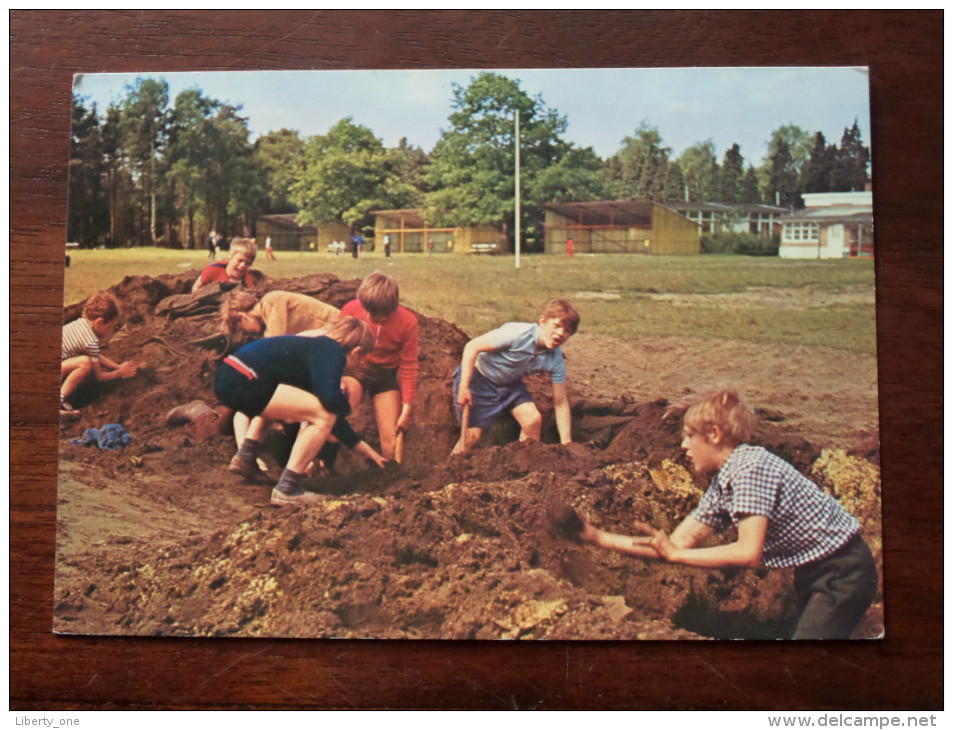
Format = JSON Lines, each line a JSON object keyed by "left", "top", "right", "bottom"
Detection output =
{"left": 701, "top": 231, "right": 780, "bottom": 256}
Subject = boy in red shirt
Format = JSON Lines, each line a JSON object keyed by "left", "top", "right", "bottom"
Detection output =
{"left": 192, "top": 237, "right": 258, "bottom": 292}
{"left": 340, "top": 272, "right": 419, "bottom": 461}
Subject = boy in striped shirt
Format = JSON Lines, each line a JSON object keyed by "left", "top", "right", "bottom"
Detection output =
{"left": 573, "top": 388, "right": 878, "bottom": 639}
{"left": 60, "top": 291, "right": 138, "bottom": 415}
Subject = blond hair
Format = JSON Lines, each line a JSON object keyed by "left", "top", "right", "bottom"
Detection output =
{"left": 681, "top": 388, "right": 758, "bottom": 446}
{"left": 219, "top": 290, "right": 261, "bottom": 338}
{"left": 357, "top": 271, "right": 399, "bottom": 318}
{"left": 326, "top": 316, "right": 374, "bottom": 354}
{"left": 229, "top": 237, "right": 258, "bottom": 260}
{"left": 83, "top": 291, "right": 121, "bottom": 324}
{"left": 539, "top": 298, "right": 580, "bottom": 335}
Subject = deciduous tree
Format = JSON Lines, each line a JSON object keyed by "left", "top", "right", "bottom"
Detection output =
{"left": 423, "top": 72, "right": 599, "bottom": 247}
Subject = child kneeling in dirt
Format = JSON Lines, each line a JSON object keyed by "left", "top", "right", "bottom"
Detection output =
{"left": 192, "top": 237, "right": 258, "bottom": 292}
{"left": 220, "top": 289, "right": 360, "bottom": 474}
{"left": 564, "top": 387, "right": 878, "bottom": 640}
{"left": 60, "top": 291, "right": 138, "bottom": 415}
{"left": 214, "top": 316, "right": 387, "bottom": 506}
{"left": 341, "top": 272, "right": 419, "bottom": 462}
{"left": 452, "top": 298, "right": 579, "bottom": 455}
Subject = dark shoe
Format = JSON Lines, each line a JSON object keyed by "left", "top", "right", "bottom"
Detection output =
{"left": 271, "top": 488, "right": 323, "bottom": 506}
{"left": 59, "top": 400, "right": 80, "bottom": 419}
{"left": 229, "top": 453, "right": 265, "bottom": 481}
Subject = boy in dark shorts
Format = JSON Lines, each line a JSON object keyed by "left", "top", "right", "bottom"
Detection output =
{"left": 569, "top": 387, "right": 879, "bottom": 639}
{"left": 340, "top": 272, "right": 419, "bottom": 462}
{"left": 452, "top": 299, "right": 579, "bottom": 455}
{"left": 214, "top": 316, "right": 386, "bottom": 505}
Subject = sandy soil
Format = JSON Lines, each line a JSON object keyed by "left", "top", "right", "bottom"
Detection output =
{"left": 53, "top": 271, "right": 883, "bottom": 640}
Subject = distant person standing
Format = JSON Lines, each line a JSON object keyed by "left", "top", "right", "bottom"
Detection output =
{"left": 566, "top": 237, "right": 574, "bottom": 258}
{"left": 265, "top": 235, "right": 276, "bottom": 261}
{"left": 357, "top": 232, "right": 366, "bottom": 259}
{"left": 207, "top": 231, "right": 217, "bottom": 259}
{"left": 383, "top": 233, "right": 392, "bottom": 259}
{"left": 350, "top": 232, "right": 359, "bottom": 259}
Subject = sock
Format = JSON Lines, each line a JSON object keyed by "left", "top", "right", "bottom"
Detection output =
{"left": 237, "top": 437, "right": 262, "bottom": 463}
{"left": 275, "top": 468, "right": 306, "bottom": 495}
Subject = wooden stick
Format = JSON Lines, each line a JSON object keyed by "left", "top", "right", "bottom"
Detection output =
{"left": 394, "top": 430, "right": 404, "bottom": 464}
{"left": 458, "top": 403, "right": 471, "bottom": 455}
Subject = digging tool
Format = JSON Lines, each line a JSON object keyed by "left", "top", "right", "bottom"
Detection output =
{"left": 458, "top": 402, "right": 471, "bottom": 455}
{"left": 548, "top": 504, "right": 586, "bottom": 544}
{"left": 394, "top": 429, "right": 405, "bottom": 464}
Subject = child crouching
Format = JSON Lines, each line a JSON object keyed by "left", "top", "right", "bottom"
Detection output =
{"left": 60, "top": 291, "right": 138, "bottom": 415}
{"left": 571, "top": 388, "right": 878, "bottom": 640}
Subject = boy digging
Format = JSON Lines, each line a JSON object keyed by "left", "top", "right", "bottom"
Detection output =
{"left": 341, "top": 272, "right": 419, "bottom": 462}
{"left": 563, "top": 388, "right": 878, "bottom": 640}
{"left": 452, "top": 299, "right": 579, "bottom": 455}
{"left": 60, "top": 291, "right": 138, "bottom": 415}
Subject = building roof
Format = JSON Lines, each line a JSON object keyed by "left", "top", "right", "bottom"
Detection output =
{"left": 665, "top": 201, "right": 734, "bottom": 213}
{"left": 370, "top": 209, "right": 427, "bottom": 227}
{"left": 258, "top": 213, "right": 317, "bottom": 232}
{"left": 665, "top": 201, "right": 788, "bottom": 214}
{"left": 779, "top": 206, "right": 874, "bottom": 225}
{"left": 542, "top": 199, "right": 658, "bottom": 226}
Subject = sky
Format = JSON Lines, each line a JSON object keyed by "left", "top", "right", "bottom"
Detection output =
{"left": 72, "top": 67, "right": 872, "bottom": 167}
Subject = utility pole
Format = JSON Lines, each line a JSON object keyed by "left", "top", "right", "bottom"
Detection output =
{"left": 514, "top": 109, "right": 521, "bottom": 270}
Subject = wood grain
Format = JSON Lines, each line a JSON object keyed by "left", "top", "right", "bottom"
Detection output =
{"left": 11, "top": 10, "right": 942, "bottom": 710}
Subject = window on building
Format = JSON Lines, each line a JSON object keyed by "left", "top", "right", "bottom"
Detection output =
{"left": 785, "top": 222, "right": 819, "bottom": 242}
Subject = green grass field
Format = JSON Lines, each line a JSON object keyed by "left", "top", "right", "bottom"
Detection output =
{"left": 63, "top": 248, "right": 878, "bottom": 354}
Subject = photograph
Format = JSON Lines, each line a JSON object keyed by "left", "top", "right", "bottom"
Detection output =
{"left": 53, "top": 65, "right": 883, "bottom": 642}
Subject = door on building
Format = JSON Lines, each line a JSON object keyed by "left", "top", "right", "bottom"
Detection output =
{"left": 827, "top": 224, "right": 845, "bottom": 258}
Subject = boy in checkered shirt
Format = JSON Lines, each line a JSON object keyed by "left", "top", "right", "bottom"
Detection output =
{"left": 574, "top": 387, "right": 878, "bottom": 639}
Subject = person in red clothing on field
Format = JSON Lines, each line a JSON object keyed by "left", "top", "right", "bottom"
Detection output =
{"left": 340, "top": 272, "right": 419, "bottom": 462}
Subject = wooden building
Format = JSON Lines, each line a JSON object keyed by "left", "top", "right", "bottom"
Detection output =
{"left": 541, "top": 200, "right": 700, "bottom": 255}
{"left": 371, "top": 209, "right": 507, "bottom": 254}
{"left": 255, "top": 214, "right": 350, "bottom": 252}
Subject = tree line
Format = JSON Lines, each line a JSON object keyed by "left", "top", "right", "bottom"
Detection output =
{"left": 68, "top": 72, "right": 870, "bottom": 250}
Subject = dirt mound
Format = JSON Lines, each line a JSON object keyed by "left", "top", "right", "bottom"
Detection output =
{"left": 53, "top": 271, "right": 883, "bottom": 640}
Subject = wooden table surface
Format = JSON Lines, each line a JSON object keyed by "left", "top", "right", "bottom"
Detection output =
{"left": 10, "top": 10, "right": 942, "bottom": 710}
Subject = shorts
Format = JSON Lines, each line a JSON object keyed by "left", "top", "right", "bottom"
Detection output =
{"left": 214, "top": 356, "right": 278, "bottom": 418}
{"left": 452, "top": 365, "right": 533, "bottom": 429}
{"left": 360, "top": 363, "right": 399, "bottom": 397}
{"left": 792, "top": 533, "right": 879, "bottom": 639}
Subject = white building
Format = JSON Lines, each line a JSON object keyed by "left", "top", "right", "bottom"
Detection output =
{"left": 778, "top": 191, "right": 874, "bottom": 260}
{"left": 666, "top": 201, "right": 788, "bottom": 235}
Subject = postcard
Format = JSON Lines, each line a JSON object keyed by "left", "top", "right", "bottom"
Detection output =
{"left": 55, "top": 67, "right": 881, "bottom": 640}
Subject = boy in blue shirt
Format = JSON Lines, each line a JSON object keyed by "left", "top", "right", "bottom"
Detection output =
{"left": 452, "top": 299, "right": 579, "bottom": 455}
{"left": 570, "top": 387, "right": 878, "bottom": 639}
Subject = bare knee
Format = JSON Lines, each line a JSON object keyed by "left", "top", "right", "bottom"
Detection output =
{"left": 519, "top": 409, "right": 543, "bottom": 440}
{"left": 304, "top": 408, "right": 336, "bottom": 430}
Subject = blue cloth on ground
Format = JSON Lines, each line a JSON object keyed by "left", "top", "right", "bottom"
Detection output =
{"left": 69, "top": 423, "right": 131, "bottom": 450}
